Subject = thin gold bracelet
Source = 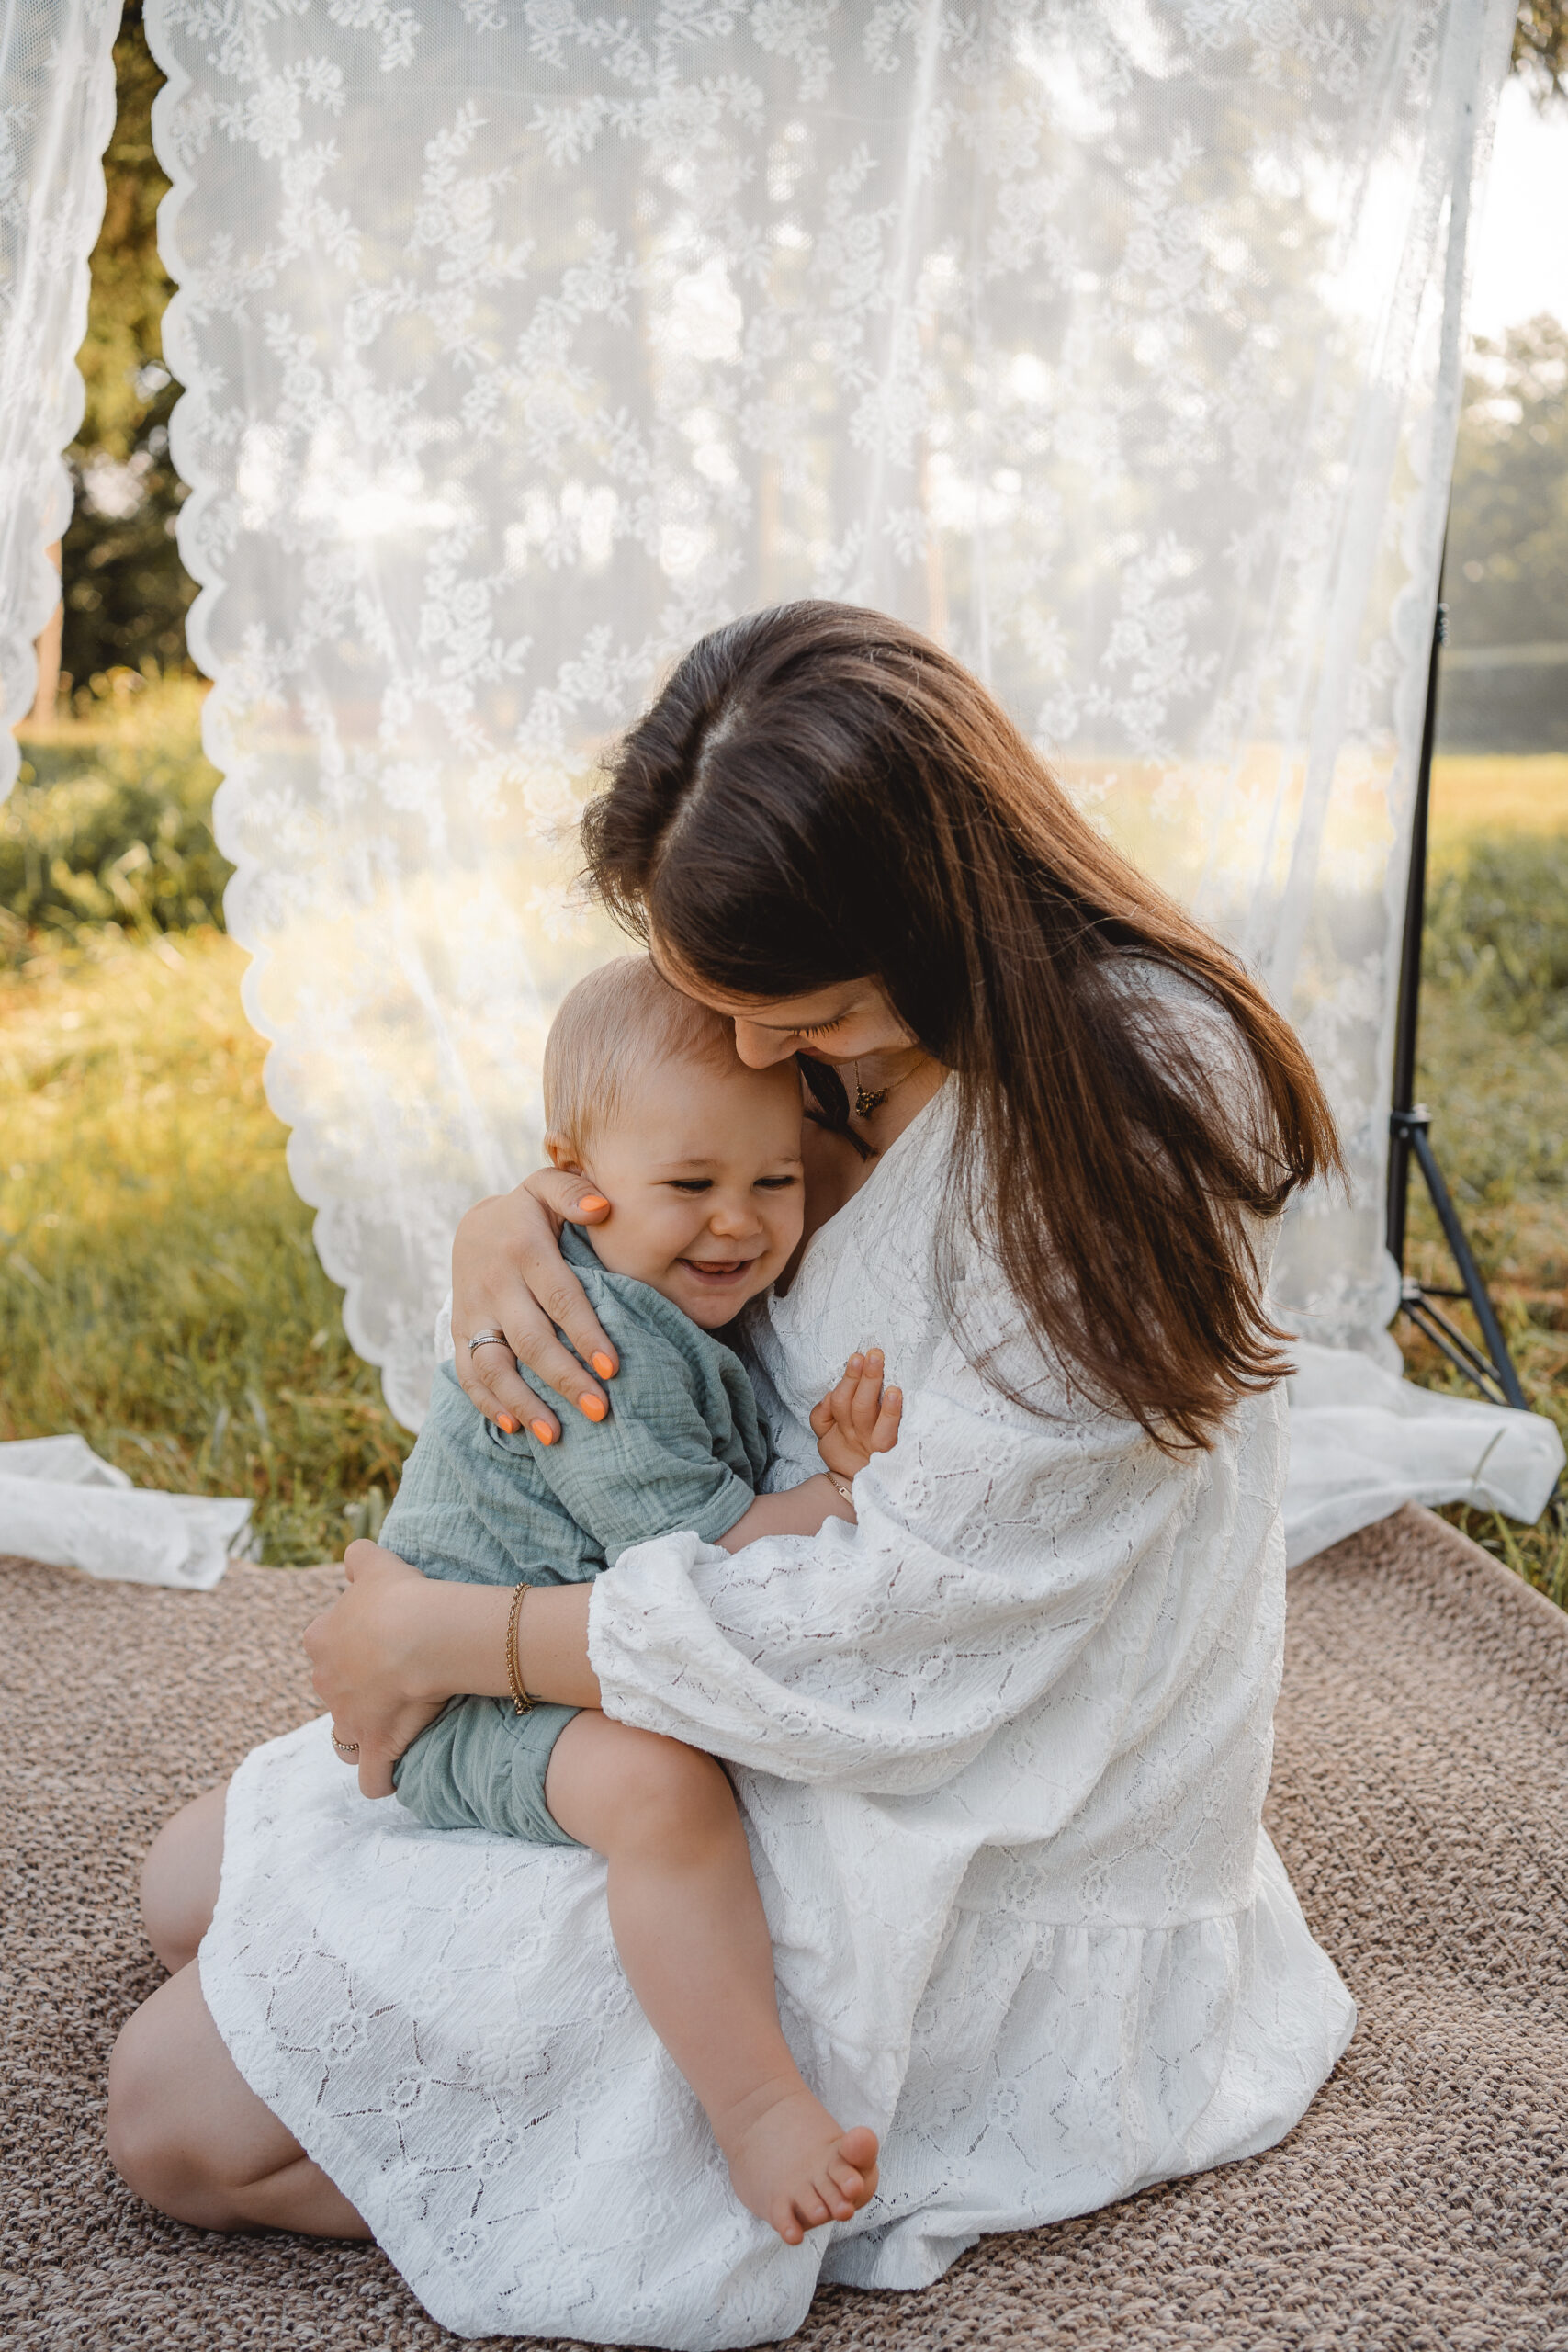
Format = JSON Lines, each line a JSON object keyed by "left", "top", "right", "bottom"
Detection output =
{"left": 828, "top": 1476, "right": 853, "bottom": 1506}
{"left": 506, "top": 1582, "right": 534, "bottom": 1715}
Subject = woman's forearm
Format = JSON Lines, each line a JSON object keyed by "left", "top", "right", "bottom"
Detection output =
{"left": 411, "top": 1577, "right": 601, "bottom": 1711}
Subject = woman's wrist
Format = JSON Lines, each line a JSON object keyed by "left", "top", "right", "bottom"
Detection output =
{"left": 406, "top": 1579, "right": 513, "bottom": 1703}
{"left": 402, "top": 1577, "right": 600, "bottom": 1711}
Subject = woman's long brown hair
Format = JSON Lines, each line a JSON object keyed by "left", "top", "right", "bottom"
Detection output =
{"left": 581, "top": 602, "right": 1342, "bottom": 1448}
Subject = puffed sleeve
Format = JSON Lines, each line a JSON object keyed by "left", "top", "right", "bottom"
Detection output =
{"left": 587, "top": 1373, "right": 1216, "bottom": 1795}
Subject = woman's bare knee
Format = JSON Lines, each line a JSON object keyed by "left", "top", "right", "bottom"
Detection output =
{"left": 107, "top": 1963, "right": 367, "bottom": 2238}
{"left": 141, "top": 1784, "right": 227, "bottom": 1973}
{"left": 107, "top": 1968, "right": 243, "bottom": 2227}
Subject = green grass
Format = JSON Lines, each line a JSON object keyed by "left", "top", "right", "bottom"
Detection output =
{"left": 0, "top": 921, "right": 412, "bottom": 1562}
{"left": 0, "top": 684, "right": 1562, "bottom": 1588}
{"left": 3, "top": 670, "right": 227, "bottom": 955}
{"left": 1405, "top": 819, "right": 1568, "bottom": 1604}
{"left": 1428, "top": 753, "right": 1568, "bottom": 861}
{"left": 1, "top": 677, "right": 415, "bottom": 1565}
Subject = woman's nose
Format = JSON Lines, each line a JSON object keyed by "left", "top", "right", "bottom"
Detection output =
{"left": 730, "top": 1020, "right": 797, "bottom": 1070}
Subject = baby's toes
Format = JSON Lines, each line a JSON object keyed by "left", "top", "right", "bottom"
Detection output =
{"left": 832, "top": 2127, "right": 880, "bottom": 2206}
{"left": 785, "top": 2186, "right": 832, "bottom": 2238}
{"left": 819, "top": 2174, "right": 858, "bottom": 2221}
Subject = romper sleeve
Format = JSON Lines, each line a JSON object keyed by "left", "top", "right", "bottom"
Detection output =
{"left": 586, "top": 1368, "right": 1224, "bottom": 1795}
{"left": 515, "top": 1276, "right": 764, "bottom": 1557}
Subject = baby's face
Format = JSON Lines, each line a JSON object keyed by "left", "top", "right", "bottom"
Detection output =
{"left": 567, "top": 1052, "right": 805, "bottom": 1329}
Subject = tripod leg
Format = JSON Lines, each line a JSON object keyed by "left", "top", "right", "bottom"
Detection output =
{"left": 1407, "top": 1125, "right": 1528, "bottom": 1411}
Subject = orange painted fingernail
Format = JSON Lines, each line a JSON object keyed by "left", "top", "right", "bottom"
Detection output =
{"left": 496, "top": 1413, "right": 520, "bottom": 1434}
{"left": 591, "top": 1351, "right": 616, "bottom": 1379}
{"left": 579, "top": 1393, "right": 608, "bottom": 1422}
{"left": 530, "top": 1419, "right": 555, "bottom": 1446}
{"left": 579, "top": 1194, "right": 609, "bottom": 1214}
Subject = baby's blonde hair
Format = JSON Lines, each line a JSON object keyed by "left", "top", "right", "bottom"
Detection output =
{"left": 543, "top": 957, "right": 741, "bottom": 1156}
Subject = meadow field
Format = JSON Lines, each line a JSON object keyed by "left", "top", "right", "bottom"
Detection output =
{"left": 3, "top": 680, "right": 1565, "bottom": 1590}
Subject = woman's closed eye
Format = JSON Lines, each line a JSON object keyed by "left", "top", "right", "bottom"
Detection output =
{"left": 794, "top": 1017, "right": 846, "bottom": 1039}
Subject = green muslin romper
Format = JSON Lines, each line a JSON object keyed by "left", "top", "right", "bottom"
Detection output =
{"left": 386, "top": 1223, "right": 772, "bottom": 1845}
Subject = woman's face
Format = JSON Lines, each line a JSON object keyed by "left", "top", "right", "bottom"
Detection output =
{"left": 651, "top": 947, "right": 919, "bottom": 1073}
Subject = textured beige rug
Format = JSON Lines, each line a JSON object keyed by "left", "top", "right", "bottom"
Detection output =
{"left": 5, "top": 1504, "right": 1568, "bottom": 2351}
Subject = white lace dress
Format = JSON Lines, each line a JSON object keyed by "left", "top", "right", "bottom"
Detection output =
{"left": 201, "top": 1073, "right": 1355, "bottom": 2349}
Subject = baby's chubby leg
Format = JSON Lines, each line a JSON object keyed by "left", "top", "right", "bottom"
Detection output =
{"left": 545, "top": 1715, "right": 878, "bottom": 2245}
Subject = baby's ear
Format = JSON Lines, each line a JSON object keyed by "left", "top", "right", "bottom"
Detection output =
{"left": 544, "top": 1131, "right": 585, "bottom": 1176}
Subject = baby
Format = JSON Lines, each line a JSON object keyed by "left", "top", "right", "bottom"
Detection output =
{"left": 379, "top": 957, "right": 901, "bottom": 2246}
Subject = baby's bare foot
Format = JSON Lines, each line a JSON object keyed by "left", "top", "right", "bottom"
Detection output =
{"left": 719, "top": 2084, "right": 879, "bottom": 2245}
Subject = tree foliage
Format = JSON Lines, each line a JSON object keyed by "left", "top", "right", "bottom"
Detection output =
{"left": 1514, "top": 0, "right": 1568, "bottom": 97}
{"left": 60, "top": 2, "right": 192, "bottom": 690}
{"left": 1446, "top": 315, "right": 1568, "bottom": 648}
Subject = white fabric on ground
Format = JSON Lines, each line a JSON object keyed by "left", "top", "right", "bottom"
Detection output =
{"left": 0, "top": 0, "right": 119, "bottom": 798}
{"left": 1283, "top": 1346, "right": 1564, "bottom": 1570}
{"left": 0, "top": 1436, "right": 253, "bottom": 1589}
{"left": 203, "top": 1070, "right": 1355, "bottom": 2347}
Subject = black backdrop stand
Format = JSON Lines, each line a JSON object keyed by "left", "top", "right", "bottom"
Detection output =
{"left": 1385, "top": 594, "right": 1528, "bottom": 1411}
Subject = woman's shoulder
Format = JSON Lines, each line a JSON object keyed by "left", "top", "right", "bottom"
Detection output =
{"left": 1103, "top": 951, "right": 1247, "bottom": 1045}
{"left": 1102, "top": 952, "right": 1271, "bottom": 1131}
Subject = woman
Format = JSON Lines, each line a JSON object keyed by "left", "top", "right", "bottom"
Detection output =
{"left": 108, "top": 605, "right": 1355, "bottom": 2347}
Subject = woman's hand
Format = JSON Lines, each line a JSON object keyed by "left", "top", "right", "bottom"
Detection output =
{"left": 305, "top": 1542, "right": 454, "bottom": 1798}
{"left": 306, "top": 1544, "right": 603, "bottom": 1793}
{"left": 452, "top": 1174, "right": 620, "bottom": 1441}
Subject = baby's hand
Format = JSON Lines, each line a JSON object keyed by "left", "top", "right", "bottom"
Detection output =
{"left": 809, "top": 1348, "right": 902, "bottom": 1484}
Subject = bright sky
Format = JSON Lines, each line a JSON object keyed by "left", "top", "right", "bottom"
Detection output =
{"left": 1466, "top": 77, "right": 1568, "bottom": 338}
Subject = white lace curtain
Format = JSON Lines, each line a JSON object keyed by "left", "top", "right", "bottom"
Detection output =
{"left": 0, "top": 0, "right": 118, "bottom": 796}
{"left": 7, "top": 0, "right": 1559, "bottom": 1555}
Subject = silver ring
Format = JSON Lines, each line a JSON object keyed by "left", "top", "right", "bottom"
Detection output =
{"left": 332, "top": 1733, "right": 360, "bottom": 1758}
{"left": 468, "top": 1329, "right": 512, "bottom": 1355}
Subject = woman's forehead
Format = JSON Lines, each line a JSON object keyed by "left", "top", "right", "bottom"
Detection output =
{"left": 648, "top": 939, "right": 872, "bottom": 1026}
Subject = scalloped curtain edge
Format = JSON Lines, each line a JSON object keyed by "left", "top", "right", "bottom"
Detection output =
{"left": 0, "top": 1, "right": 120, "bottom": 802}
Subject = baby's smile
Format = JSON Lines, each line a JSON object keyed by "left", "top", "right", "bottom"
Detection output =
{"left": 551, "top": 1048, "right": 807, "bottom": 1329}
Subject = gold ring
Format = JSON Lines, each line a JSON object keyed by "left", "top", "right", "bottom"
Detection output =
{"left": 332, "top": 1732, "right": 360, "bottom": 1758}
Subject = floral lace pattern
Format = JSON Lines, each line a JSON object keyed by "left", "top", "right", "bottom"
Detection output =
{"left": 0, "top": 1, "right": 118, "bottom": 797}
{"left": 203, "top": 1049, "right": 1356, "bottom": 2346}
{"left": 140, "top": 0, "right": 1513, "bottom": 1422}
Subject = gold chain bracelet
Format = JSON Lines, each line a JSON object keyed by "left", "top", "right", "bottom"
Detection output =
{"left": 506, "top": 1581, "right": 534, "bottom": 1715}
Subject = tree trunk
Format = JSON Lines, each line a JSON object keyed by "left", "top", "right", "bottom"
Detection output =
{"left": 28, "top": 544, "right": 63, "bottom": 724}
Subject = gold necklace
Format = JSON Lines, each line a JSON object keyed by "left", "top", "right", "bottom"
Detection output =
{"left": 852, "top": 1059, "right": 917, "bottom": 1121}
